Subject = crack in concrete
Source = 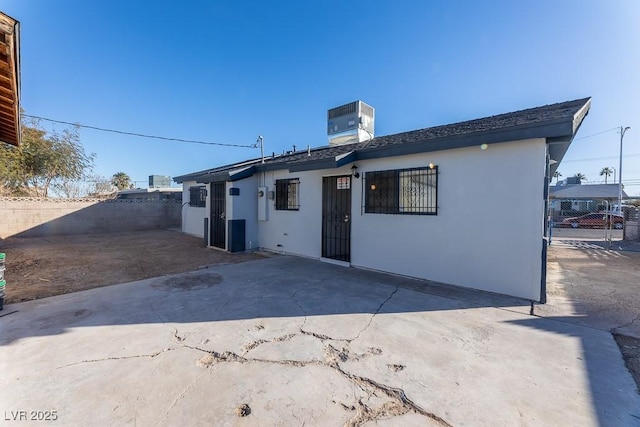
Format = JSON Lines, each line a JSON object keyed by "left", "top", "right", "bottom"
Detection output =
{"left": 290, "top": 270, "right": 354, "bottom": 341}
{"left": 351, "top": 286, "right": 399, "bottom": 342}
{"left": 334, "top": 365, "right": 452, "bottom": 427}
{"left": 297, "top": 286, "right": 400, "bottom": 344}
{"left": 173, "top": 327, "right": 186, "bottom": 343}
{"left": 241, "top": 333, "right": 296, "bottom": 355}
{"left": 157, "top": 369, "right": 209, "bottom": 425}
{"left": 344, "top": 399, "right": 410, "bottom": 427}
{"left": 613, "top": 314, "right": 640, "bottom": 334}
{"left": 183, "top": 343, "right": 451, "bottom": 426}
{"left": 167, "top": 287, "right": 446, "bottom": 425}
{"left": 300, "top": 329, "right": 335, "bottom": 341}
{"left": 55, "top": 348, "right": 176, "bottom": 369}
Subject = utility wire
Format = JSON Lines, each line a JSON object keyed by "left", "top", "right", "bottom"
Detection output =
{"left": 574, "top": 127, "right": 619, "bottom": 141}
{"left": 562, "top": 153, "right": 640, "bottom": 163}
{"left": 22, "top": 114, "right": 257, "bottom": 148}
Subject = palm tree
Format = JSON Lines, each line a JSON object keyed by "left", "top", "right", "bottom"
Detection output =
{"left": 574, "top": 173, "right": 586, "bottom": 183}
{"left": 111, "top": 172, "right": 132, "bottom": 191}
{"left": 599, "top": 167, "right": 613, "bottom": 184}
{"left": 552, "top": 171, "right": 562, "bottom": 184}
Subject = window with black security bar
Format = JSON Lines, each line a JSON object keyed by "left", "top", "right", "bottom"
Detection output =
{"left": 189, "top": 186, "right": 207, "bottom": 207}
{"left": 365, "top": 166, "right": 437, "bottom": 215}
{"left": 275, "top": 178, "right": 300, "bottom": 210}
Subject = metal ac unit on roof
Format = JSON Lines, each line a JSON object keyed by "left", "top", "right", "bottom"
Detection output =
{"left": 327, "top": 100, "right": 375, "bottom": 146}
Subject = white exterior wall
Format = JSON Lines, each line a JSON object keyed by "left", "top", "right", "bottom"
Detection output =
{"left": 227, "top": 176, "right": 259, "bottom": 251}
{"left": 181, "top": 180, "right": 207, "bottom": 238}
{"left": 256, "top": 139, "right": 547, "bottom": 301}
{"left": 257, "top": 168, "right": 337, "bottom": 258}
{"left": 350, "top": 139, "right": 547, "bottom": 301}
{"left": 185, "top": 138, "right": 547, "bottom": 301}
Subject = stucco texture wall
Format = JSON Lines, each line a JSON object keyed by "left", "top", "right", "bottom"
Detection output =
{"left": 258, "top": 168, "right": 332, "bottom": 258}
{"left": 350, "top": 139, "right": 547, "bottom": 301}
{"left": 227, "top": 177, "right": 259, "bottom": 251}
{"left": 181, "top": 181, "right": 206, "bottom": 238}
{"left": 0, "top": 198, "right": 181, "bottom": 238}
{"left": 255, "top": 139, "right": 547, "bottom": 301}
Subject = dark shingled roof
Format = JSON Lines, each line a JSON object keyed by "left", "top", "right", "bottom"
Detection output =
{"left": 175, "top": 97, "right": 591, "bottom": 183}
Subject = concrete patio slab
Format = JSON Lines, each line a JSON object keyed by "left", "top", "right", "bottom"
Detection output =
{"left": 1, "top": 255, "right": 639, "bottom": 426}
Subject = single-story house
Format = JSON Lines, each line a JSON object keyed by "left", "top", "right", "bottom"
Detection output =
{"left": 175, "top": 98, "right": 591, "bottom": 302}
{"left": 549, "top": 183, "right": 628, "bottom": 218}
{"left": 117, "top": 187, "right": 182, "bottom": 202}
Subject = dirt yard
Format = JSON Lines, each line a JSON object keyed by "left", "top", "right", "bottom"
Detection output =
{"left": 0, "top": 229, "right": 265, "bottom": 304}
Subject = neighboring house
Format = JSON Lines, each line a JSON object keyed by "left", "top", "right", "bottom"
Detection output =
{"left": 117, "top": 187, "right": 182, "bottom": 202}
{"left": 549, "top": 183, "right": 628, "bottom": 219}
{"left": 175, "top": 98, "right": 591, "bottom": 302}
{"left": 0, "top": 12, "right": 21, "bottom": 147}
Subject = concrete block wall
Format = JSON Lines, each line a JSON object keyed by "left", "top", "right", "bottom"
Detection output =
{"left": 624, "top": 209, "right": 639, "bottom": 242}
{"left": 0, "top": 198, "right": 181, "bottom": 238}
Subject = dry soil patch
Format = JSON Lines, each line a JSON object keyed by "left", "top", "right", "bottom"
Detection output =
{"left": 0, "top": 229, "right": 265, "bottom": 304}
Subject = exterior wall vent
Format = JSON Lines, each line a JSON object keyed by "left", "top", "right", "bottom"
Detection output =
{"left": 327, "top": 100, "right": 375, "bottom": 146}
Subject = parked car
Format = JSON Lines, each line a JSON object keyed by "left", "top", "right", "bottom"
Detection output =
{"left": 561, "top": 213, "right": 623, "bottom": 229}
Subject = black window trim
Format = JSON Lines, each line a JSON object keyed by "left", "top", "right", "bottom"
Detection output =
{"left": 364, "top": 165, "right": 438, "bottom": 215}
{"left": 188, "top": 185, "right": 207, "bottom": 208}
{"left": 275, "top": 178, "right": 300, "bottom": 211}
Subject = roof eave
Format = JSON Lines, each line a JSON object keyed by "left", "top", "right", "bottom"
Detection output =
{"left": 195, "top": 165, "right": 256, "bottom": 184}
{"left": 285, "top": 151, "right": 356, "bottom": 172}
{"left": 0, "top": 13, "right": 21, "bottom": 147}
{"left": 355, "top": 120, "right": 574, "bottom": 162}
{"left": 548, "top": 98, "right": 591, "bottom": 175}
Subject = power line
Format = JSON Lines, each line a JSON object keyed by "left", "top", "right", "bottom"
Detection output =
{"left": 574, "top": 127, "right": 619, "bottom": 141}
{"left": 22, "top": 114, "right": 257, "bottom": 148}
{"left": 562, "top": 153, "right": 640, "bottom": 163}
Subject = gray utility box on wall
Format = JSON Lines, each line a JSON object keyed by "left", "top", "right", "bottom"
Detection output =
{"left": 228, "top": 219, "right": 246, "bottom": 252}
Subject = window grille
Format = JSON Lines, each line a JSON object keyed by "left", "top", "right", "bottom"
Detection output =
{"left": 275, "top": 178, "right": 300, "bottom": 210}
{"left": 188, "top": 186, "right": 207, "bottom": 207}
{"left": 365, "top": 166, "right": 437, "bottom": 215}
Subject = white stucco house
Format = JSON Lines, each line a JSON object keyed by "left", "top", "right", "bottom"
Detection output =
{"left": 174, "top": 98, "right": 591, "bottom": 303}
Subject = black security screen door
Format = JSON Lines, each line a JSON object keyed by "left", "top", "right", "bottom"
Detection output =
{"left": 322, "top": 175, "right": 352, "bottom": 262}
{"left": 210, "top": 182, "right": 226, "bottom": 249}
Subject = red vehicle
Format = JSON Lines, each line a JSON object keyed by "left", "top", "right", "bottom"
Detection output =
{"left": 561, "top": 213, "right": 623, "bottom": 229}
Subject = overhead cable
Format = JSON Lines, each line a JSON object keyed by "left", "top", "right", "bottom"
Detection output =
{"left": 22, "top": 114, "right": 256, "bottom": 148}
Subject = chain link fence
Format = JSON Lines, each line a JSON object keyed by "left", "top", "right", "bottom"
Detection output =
{"left": 550, "top": 198, "right": 638, "bottom": 242}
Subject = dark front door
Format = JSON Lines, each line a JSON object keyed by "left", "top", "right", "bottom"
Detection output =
{"left": 322, "top": 175, "right": 352, "bottom": 262}
{"left": 209, "top": 182, "right": 226, "bottom": 249}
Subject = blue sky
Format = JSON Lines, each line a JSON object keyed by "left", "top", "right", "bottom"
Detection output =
{"left": 2, "top": 1, "right": 639, "bottom": 194}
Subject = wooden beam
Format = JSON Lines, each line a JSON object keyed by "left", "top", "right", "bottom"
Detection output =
{"left": 0, "top": 113, "right": 15, "bottom": 125}
{"left": 0, "top": 129, "right": 17, "bottom": 139}
{"left": 0, "top": 61, "right": 11, "bottom": 74}
{"left": 0, "top": 105, "right": 15, "bottom": 121}
{"left": 0, "top": 130, "right": 16, "bottom": 140}
{"left": 0, "top": 86, "right": 15, "bottom": 100}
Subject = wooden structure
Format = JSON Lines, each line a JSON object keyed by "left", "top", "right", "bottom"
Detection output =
{"left": 0, "top": 12, "right": 20, "bottom": 146}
